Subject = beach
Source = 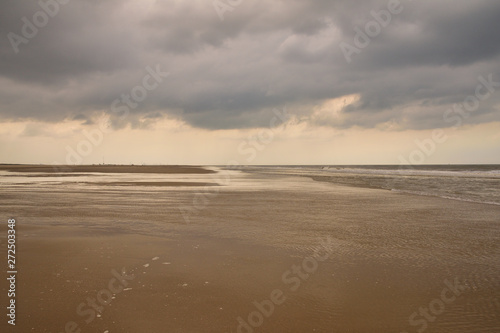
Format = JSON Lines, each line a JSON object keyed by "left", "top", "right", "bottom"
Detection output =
{"left": 1, "top": 165, "right": 499, "bottom": 332}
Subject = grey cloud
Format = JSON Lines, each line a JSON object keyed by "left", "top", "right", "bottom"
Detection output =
{"left": 355, "top": 0, "right": 500, "bottom": 68}
{"left": 0, "top": 0, "right": 138, "bottom": 84}
{"left": 0, "top": 0, "right": 499, "bottom": 131}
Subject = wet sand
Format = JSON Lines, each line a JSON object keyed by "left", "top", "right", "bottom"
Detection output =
{"left": 0, "top": 167, "right": 499, "bottom": 332}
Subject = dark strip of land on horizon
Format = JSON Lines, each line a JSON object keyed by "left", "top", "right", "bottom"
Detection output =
{"left": 0, "top": 164, "right": 215, "bottom": 174}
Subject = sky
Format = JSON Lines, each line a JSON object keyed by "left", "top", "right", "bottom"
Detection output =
{"left": 0, "top": 0, "right": 499, "bottom": 165}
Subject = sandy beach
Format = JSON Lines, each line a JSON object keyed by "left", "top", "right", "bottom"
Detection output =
{"left": 1, "top": 166, "right": 499, "bottom": 332}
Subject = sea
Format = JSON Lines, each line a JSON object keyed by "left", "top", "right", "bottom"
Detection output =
{"left": 241, "top": 164, "right": 500, "bottom": 206}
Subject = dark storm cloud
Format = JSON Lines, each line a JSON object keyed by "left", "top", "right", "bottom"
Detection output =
{"left": 351, "top": 0, "right": 500, "bottom": 68}
{"left": 0, "top": 0, "right": 136, "bottom": 84}
{"left": 0, "top": 0, "right": 499, "bottom": 130}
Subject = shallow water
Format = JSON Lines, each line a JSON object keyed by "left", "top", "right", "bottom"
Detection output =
{"left": 243, "top": 165, "right": 500, "bottom": 206}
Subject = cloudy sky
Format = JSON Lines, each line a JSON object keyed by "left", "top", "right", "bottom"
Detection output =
{"left": 1, "top": 0, "right": 499, "bottom": 165}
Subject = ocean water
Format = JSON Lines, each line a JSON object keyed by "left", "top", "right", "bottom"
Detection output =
{"left": 241, "top": 165, "right": 500, "bottom": 206}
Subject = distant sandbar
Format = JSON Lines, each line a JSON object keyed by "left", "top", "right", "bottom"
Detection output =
{"left": 0, "top": 164, "right": 215, "bottom": 174}
{"left": 93, "top": 181, "right": 218, "bottom": 187}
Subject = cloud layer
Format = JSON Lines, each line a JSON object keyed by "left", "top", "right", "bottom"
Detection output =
{"left": 1, "top": 0, "right": 500, "bottom": 131}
